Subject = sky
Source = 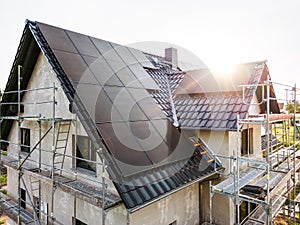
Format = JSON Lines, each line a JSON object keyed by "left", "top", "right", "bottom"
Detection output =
{"left": 1, "top": 0, "right": 300, "bottom": 100}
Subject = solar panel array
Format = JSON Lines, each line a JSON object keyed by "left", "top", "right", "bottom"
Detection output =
{"left": 37, "top": 22, "right": 195, "bottom": 177}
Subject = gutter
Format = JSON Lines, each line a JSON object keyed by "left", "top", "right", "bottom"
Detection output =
{"left": 180, "top": 126, "right": 237, "bottom": 132}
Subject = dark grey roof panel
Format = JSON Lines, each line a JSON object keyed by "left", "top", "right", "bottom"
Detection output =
{"left": 117, "top": 66, "right": 144, "bottom": 88}
{"left": 127, "top": 88, "right": 166, "bottom": 119}
{"left": 111, "top": 44, "right": 139, "bottom": 66}
{"left": 53, "top": 50, "right": 98, "bottom": 84}
{"left": 129, "top": 64, "right": 160, "bottom": 90}
{"left": 128, "top": 48, "right": 156, "bottom": 69}
{"left": 103, "top": 86, "right": 148, "bottom": 121}
{"left": 72, "top": 83, "right": 102, "bottom": 121}
{"left": 82, "top": 55, "right": 123, "bottom": 86}
{"left": 37, "top": 22, "right": 77, "bottom": 53}
{"left": 90, "top": 37, "right": 120, "bottom": 61}
{"left": 128, "top": 120, "right": 171, "bottom": 163}
{"left": 73, "top": 84, "right": 123, "bottom": 123}
{"left": 106, "top": 60, "right": 144, "bottom": 88}
{"left": 94, "top": 88, "right": 123, "bottom": 123}
{"left": 97, "top": 122, "right": 153, "bottom": 167}
{"left": 66, "top": 30, "right": 100, "bottom": 58}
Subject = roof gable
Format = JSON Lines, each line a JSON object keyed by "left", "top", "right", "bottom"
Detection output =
{"left": 176, "top": 62, "right": 262, "bottom": 95}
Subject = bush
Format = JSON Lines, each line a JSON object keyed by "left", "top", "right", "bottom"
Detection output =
{"left": 0, "top": 189, "right": 7, "bottom": 195}
{"left": 0, "top": 175, "right": 7, "bottom": 186}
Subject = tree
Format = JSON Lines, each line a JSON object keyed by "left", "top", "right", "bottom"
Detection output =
{"left": 286, "top": 101, "right": 300, "bottom": 113}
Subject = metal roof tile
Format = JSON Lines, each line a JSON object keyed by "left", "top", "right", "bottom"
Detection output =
{"left": 216, "top": 112, "right": 224, "bottom": 120}
{"left": 219, "top": 120, "right": 228, "bottom": 128}
{"left": 193, "top": 120, "right": 200, "bottom": 127}
{"left": 203, "top": 112, "right": 210, "bottom": 120}
{"left": 210, "top": 112, "right": 218, "bottom": 120}
{"left": 227, "top": 120, "right": 236, "bottom": 129}
{"left": 187, "top": 120, "right": 195, "bottom": 127}
{"left": 206, "top": 120, "right": 214, "bottom": 127}
{"left": 199, "top": 119, "right": 208, "bottom": 127}
{"left": 229, "top": 113, "right": 237, "bottom": 121}
{"left": 212, "top": 120, "right": 221, "bottom": 128}
{"left": 233, "top": 104, "right": 242, "bottom": 113}
{"left": 192, "top": 112, "right": 199, "bottom": 119}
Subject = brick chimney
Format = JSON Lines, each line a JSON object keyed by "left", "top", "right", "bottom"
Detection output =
{"left": 165, "top": 47, "right": 178, "bottom": 69}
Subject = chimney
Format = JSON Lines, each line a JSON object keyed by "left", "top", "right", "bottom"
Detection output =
{"left": 165, "top": 47, "right": 178, "bottom": 69}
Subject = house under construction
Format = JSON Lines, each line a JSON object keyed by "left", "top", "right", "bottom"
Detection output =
{"left": 0, "top": 20, "right": 299, "bottom": 225}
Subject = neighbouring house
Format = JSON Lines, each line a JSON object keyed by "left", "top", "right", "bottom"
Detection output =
{"left": 0, "top": 20, "right": 281, "bottom": 225}
{"left": 148, "top": 60, "right": 280, "bottom": 224}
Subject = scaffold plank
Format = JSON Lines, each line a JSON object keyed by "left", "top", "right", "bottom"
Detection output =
{"left": 213, "top": 166, "right": 265, "bottom": 194}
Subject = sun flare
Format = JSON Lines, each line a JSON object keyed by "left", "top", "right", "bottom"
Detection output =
{"left": 209, "top": 61, "right": 237, "bottom": 76}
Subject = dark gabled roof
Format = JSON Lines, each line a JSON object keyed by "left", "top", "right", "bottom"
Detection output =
{"left": 174, "top": 93, "right": 248, "bottom": 130}
{"left": 0, "top": 26, "right": 41, "bottom": 142}
{"left": 1, "top": 20, "right": 221, "bottom": 210}
{"left": 176, "top": 62, "right": 262, "bottom": 94}
{"left": 146, "top": 60, "right": 280, "bottom": 131}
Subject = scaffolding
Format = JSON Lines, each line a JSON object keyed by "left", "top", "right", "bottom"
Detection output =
{"left": 209, "top": 79, "right": 300, "bottom": 225}
{"left": 0, "top": 66, "right": 115, "bottom": 225}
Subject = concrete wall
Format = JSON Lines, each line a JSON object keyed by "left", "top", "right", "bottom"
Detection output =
{"left": 248, "top": 95, "right": 261, "bottom": 115}
{"left": 7, "top": 166, "right": 126, "bottom": 225}
{"left": 129, "top": 183, "right": 199, "bottom": 225}
{"left": 198, "top": 131, "right": 234, "bottom": 224}
{"left": 5, "top": 53, "right": 122, "bottom": 224}
{"left": 199, "top": 130, "right": 230, "bottom": 170}
{"left": 201, "top": 182, "right": 234, "bottom": 225}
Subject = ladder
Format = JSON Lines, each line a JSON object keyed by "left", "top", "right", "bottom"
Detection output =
{"left": 53, "top": 120, "right": 72, "bottom": 175}
{"left": 29, "top": 175, "right": 42, "bottom": 225}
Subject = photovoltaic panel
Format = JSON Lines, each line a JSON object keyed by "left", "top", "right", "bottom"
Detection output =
{"left": 94, "top": 88, "right": 123, "bottom": 123}
{"left": 82, "top": 55, "right": 123, "bottom": 86}
{"left": 97, "top": 122, "right": 152, "bottom": 167}
{"left": 90, "top": 38, "right": 121, "bottom": 61}
{"left": 128, "top": 120, "right": 171, "bottom": 164}
{"left": 127, "top": 88, "right": 166, "bottom": 119}
{"left": 53, "top": 50, "right": 98, "bottom": 84}
{"left": 151, "top": 119, "right": 182, "bottom": 151}
{"left": 37, "top": 22, "right": 77, "bottom": 53}
{"left": 107, "top": 60, "right": 143, "bottom": 88}
{"left": 112, "top": 44, "right": 139, "bottom": 66}
{"left": 72, "top": 83, "right": 102, "bottom": 121}
{"left": 129, "top": 64, "right": 160, "bottom": 90}
{"left": 145, "top": 141, "right": 171, "bottom": 164}
{"left": 104, "top": 86, "right": 148, "bottom": 121}
{"left": 128, "top": 47, "right": 156, "bottom": 69}
{"left": 65, "top": 30, "right": 100, "bottom": 58}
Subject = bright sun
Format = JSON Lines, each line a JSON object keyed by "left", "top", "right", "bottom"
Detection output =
{"left": 209, "top": 61, "right": 237, "bottom": 77}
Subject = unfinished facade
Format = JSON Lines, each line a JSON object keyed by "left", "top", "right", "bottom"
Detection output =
{"left": 0, "top": 20, "right": 298, "bottom": 225}
{"left": 0, "top": 20, "right": 221, "bottom": 225}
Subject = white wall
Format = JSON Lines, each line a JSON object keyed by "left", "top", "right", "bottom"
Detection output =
{"left": 199, "top": 130, "right": 230, "bottom": 170}
{"left": 5, "top": 52, "right": 123, "bottom": 224}
{"left": 129, "top": 183, "right": 199, "bottom": 225}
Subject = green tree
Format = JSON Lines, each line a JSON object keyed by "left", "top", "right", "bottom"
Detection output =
{"left": 286, "top": 101, "right": 300, "bottom": 113}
